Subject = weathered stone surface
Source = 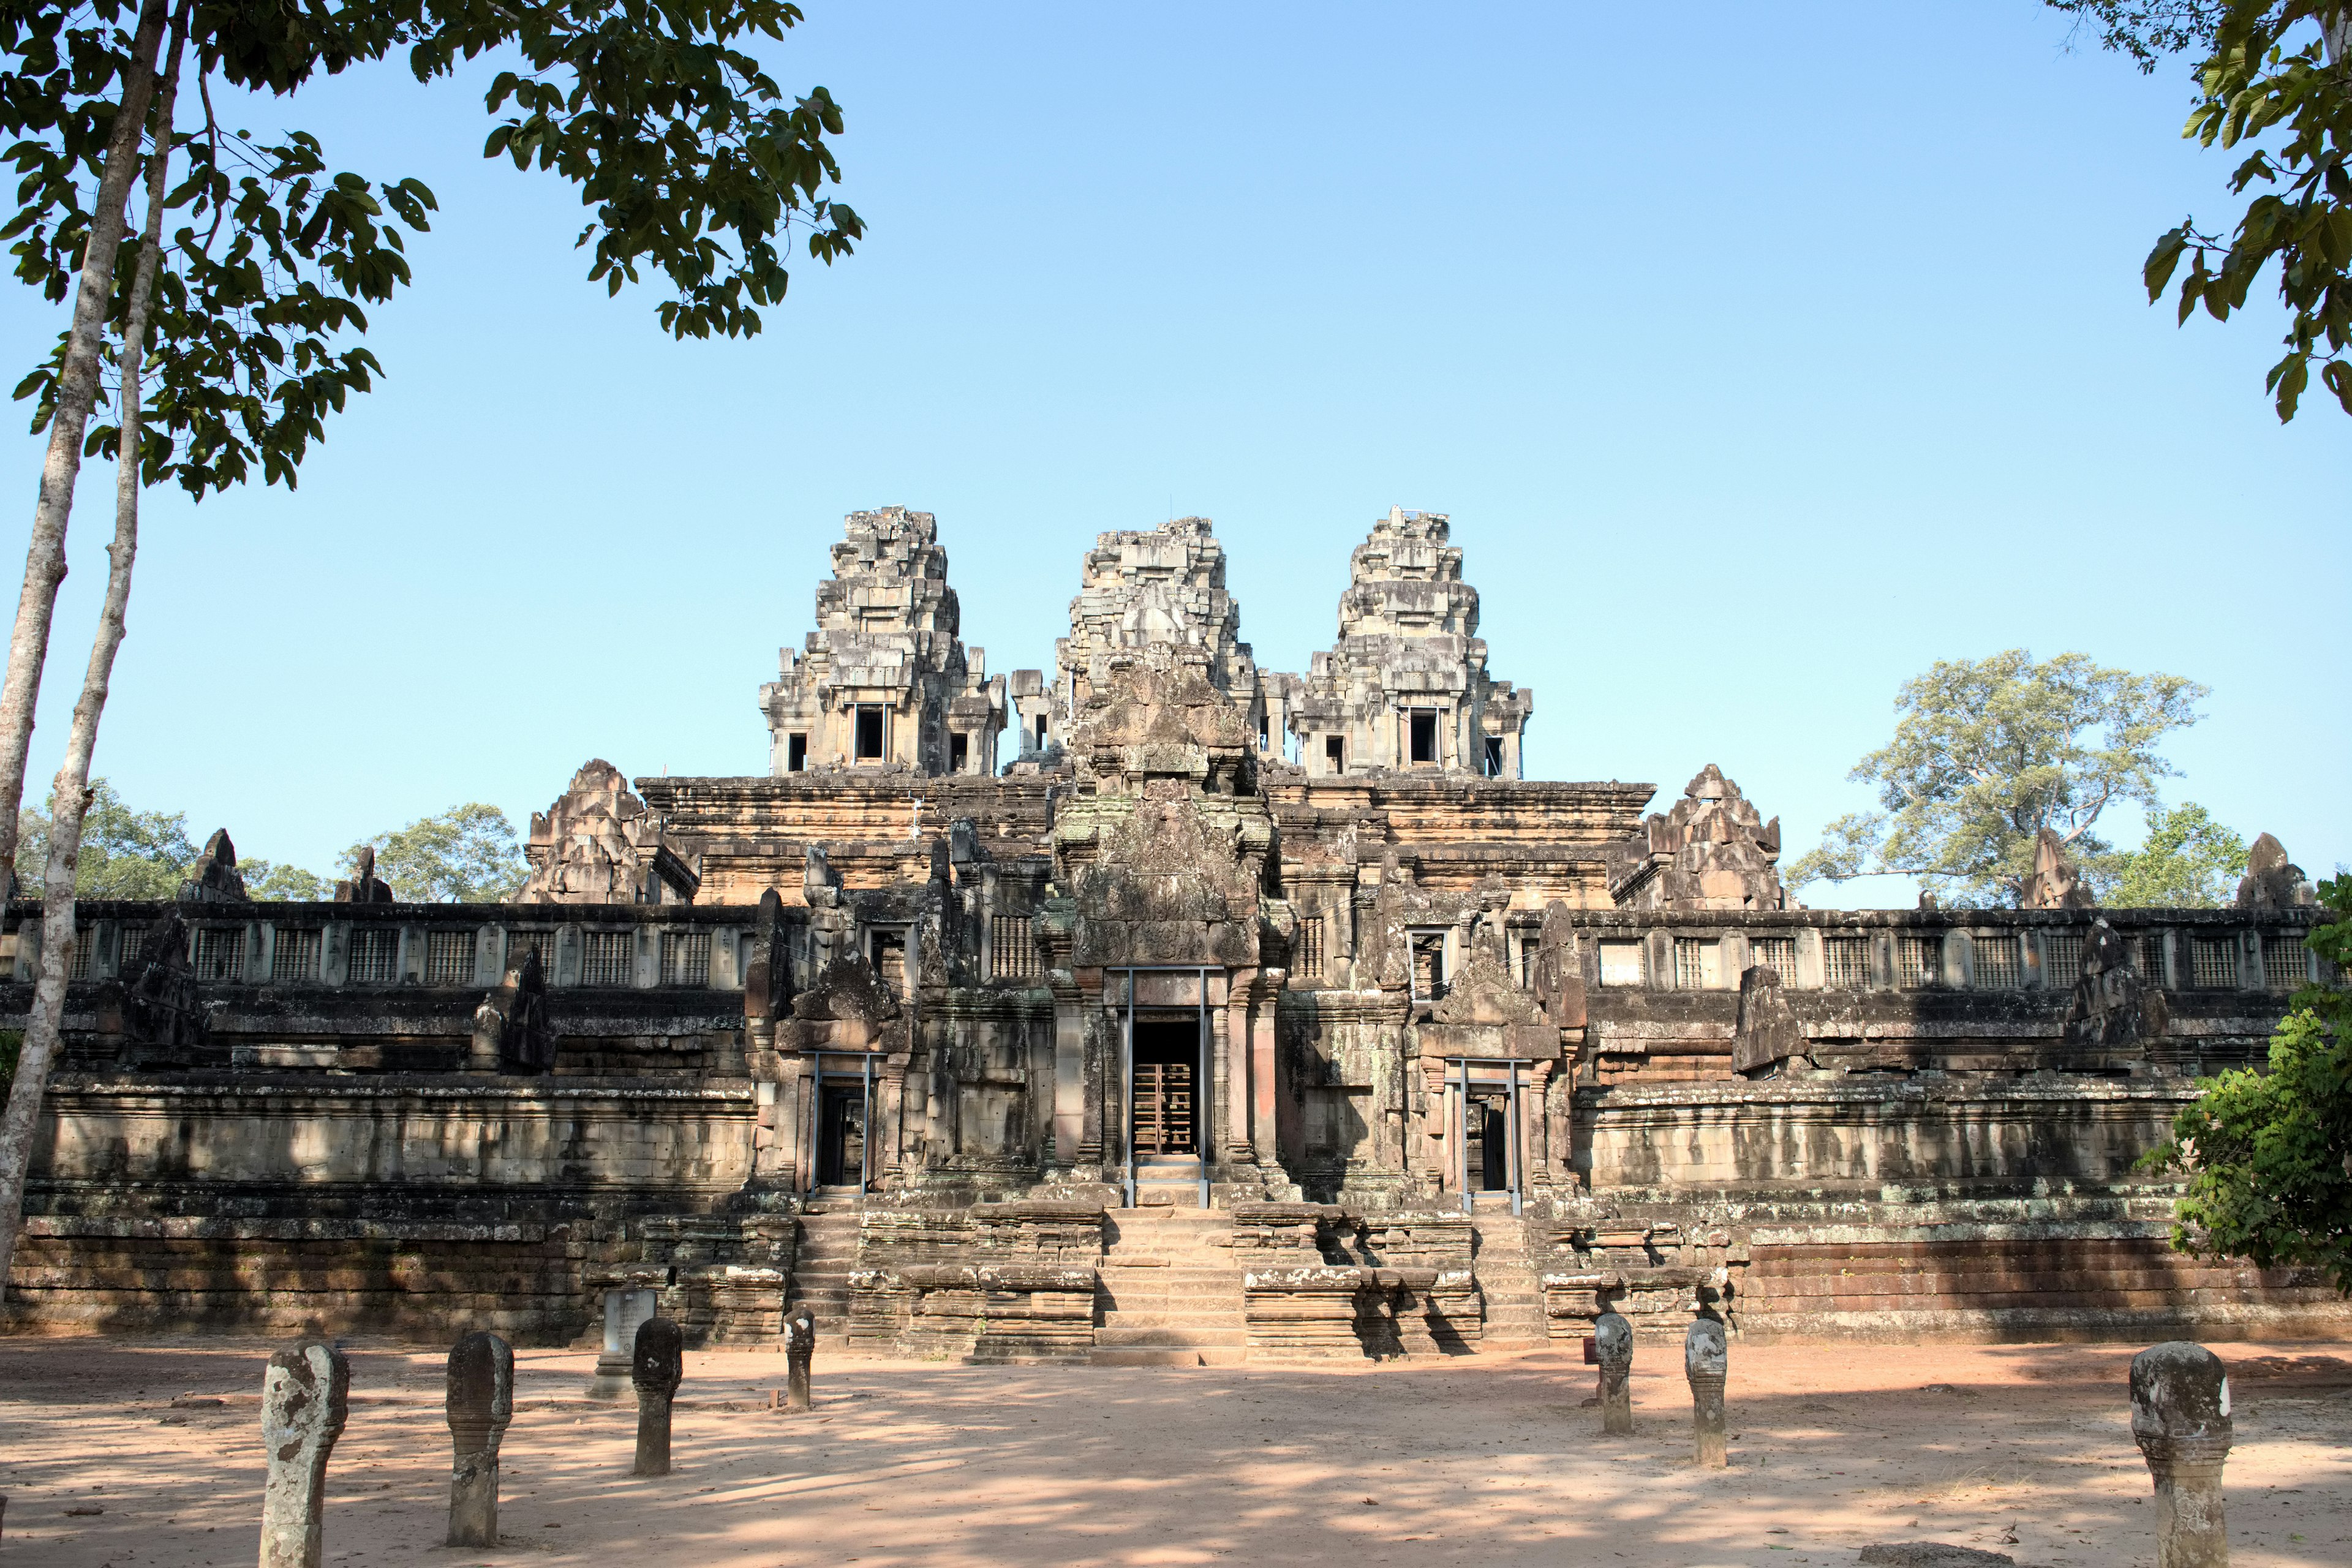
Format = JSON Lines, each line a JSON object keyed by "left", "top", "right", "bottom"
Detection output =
{"left": 1686, "top": 1316, "right": 1728, "bottom": 1468}
{"left": 2064, "top": 919, "right": 2168, "bottom": 1048}
{"left": 782, "top": 1302, "right": 815, "bottom": 1409}
{"left": 632, "top": 1316, "right": 685, "bottom": 1477}
{"left": 444, "top": 1330, "right": 512, "bottom": 1548}
{"left": 472, "top": 948, "right": 555, "bottom": 1074}
{"left": 1610, "top": 765, "right": 1784, "bottom": 911}
{"left": 521, "top": 760, "right": 698, "bottom": 905}
{"left": 180, "top": 830, "right": 249, "bottom": 903}
{"left": 2234, "top": 832, "right": 2315, "bottom": 912}
{"left": 1732, "top": 963, "right": 1806, "bottom": 1077}
{"left": 2131, "top": 1341, "right": 2232, "bottom": 1568}
{"left": 1594, "top": 1310, "right": 1634, "bottom": 1433}
{"left": 259, "top": 1343, "right": 349, "bottom": 1568}
{"left": 333, "top": 845, "right": 394, "bottom": 904}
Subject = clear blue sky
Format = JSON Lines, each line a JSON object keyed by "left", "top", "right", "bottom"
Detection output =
{"left": 3, "top": 1, "right": 2345, "bottom": 905}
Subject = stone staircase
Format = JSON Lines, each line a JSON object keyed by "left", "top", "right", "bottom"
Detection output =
{"left": 1091, "top": 1204, "right": 1248, "bottom": 1366}
{"left": 791, "top": 1186, "right": 864, "bottom": 1349}
{"left": 1470, "top": 1206, "right": 1549, "bottom": 1349}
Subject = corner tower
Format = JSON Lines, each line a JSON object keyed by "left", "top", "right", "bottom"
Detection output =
{"left": 760, "top": 508, "right": 1006, "bottom": 777}
{"left": 1289, "top": 507, "right": 1532, "bottom": 777}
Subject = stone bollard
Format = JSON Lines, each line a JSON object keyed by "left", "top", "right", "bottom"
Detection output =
{"left": 1594, "top": 1311, "right": 1634, "bottom": 1434}
{"left": 2131, "top": 1341, "right": 2233, "bottom": 1568}
{"left": 444, "top": 1331, "right": 514, "bottom": 1548}
{"left": 258, "top": 1343, "right": 350, "bottom": 1568}
{"left": 782, "top": 1303, "right": 816, "bottom": 1412}
{"left": 1684, "top": 1316, "right": 1728, "bottom": 1468}
{"left": 589, "top": 1286, "right": 659, "bottom": 1400}
{"left": 632, "top": 1316, "right": 685, "bottom": 1477}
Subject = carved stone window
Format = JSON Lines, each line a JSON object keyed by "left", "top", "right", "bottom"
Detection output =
{"left": 2135, "top": 934, "right": 2168, "bottom": 986}
{"left": 2188, "top": 936, "right": 2239, "bottom": 990}
{"left": 424, "top": 929, "right": 475, "bottom": 986}
{"left": 1409, "top": 929, "right": 1448, "bottom": 1000}
{"left": 1973, "top": 935, "right": 2021, "bottom": 989}
{"left": 272, "top": 927, "right": 320, "bottom": 982}
{"left": 1673, "top": 938, "right": 1720, "bottom": 989}
{"left": 1895, "top": 935, "right": 1940, "bottom": 989}
{"left": 581, "top": 930, "right": 633, "bottom": 987}
{"left": 1597, "top": 940, "right": 1646, "bottom": 987}
{"left": 990, "top": 916, "right": 1039, "bottom": 981}
{"left": 66, "top": 934, "right": 92, "bottom": 981}
{"left": 869, "top": 927, "right": 907, "bottom": 995}
{"left": 347, "top": 927, "right": 399, "bottom": 984}
{"left": 1294, "top": 915, "right": 1325, "bottom": 980}
{"left": 2042, "top": 932, "right": 2084, "bottom": 982}
{"left": 506, "top": 928, "right": 557, "bottom": 973}
{"left": 1823, "top": 937, "right": 1869, "bottom": 989}
{"left": 2264, "top": 933, "right": 2310, "bottom": 991}
{"left": 661, "top": 930, "right": 712, "bottom": 987}
{"left": 1750, "top": 937, "right": 1796, "bottom": 981}
{"left": 191, "top": 925, "right": 243, "bottom": 982}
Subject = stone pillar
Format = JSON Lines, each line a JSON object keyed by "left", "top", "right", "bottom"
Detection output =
{"left": 2132, "top": 1341, "right": 2234, "bottom": 1568}
{"left": 443, "top": 1331, "right": 513, "bottom": 1548}
{"left": 632, "top": 1317, "right": 684, "bottom": 1477}
{"left": 782, "top": 1303, "right": 816, "bottom": 1412}
{"left": 1685, "top": 1317, "right": 1728, "bottom": 1468}
{"left": 1595, "top": 1311, "right": 1634, "bottom": 1435}
{"left": 589, "top": 1287, "right": 658, "bottom": 1400}
{"left": 258, "top": 1343, "right": 350, "bottom": 1568}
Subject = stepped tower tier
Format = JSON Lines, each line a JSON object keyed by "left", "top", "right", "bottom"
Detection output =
{"left": 1049, "top": 517, "right": 1272, "bottom": 758}
{"left": 760, "top": 508, "right": 1007, "bottom": 777}
{"left": 1288, "top": 506, "right": 1532, "bottom": 777}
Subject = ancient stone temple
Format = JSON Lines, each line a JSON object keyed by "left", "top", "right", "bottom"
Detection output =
{"left": 6, "top": 505, "right": 2347, "bottom": 1360}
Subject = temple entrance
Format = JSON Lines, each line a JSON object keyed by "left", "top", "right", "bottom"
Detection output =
{"left": 817, "top": 1084, "right": 867, "bottom": 1186}
{"left": 1466, "top": 1095, "right": 1509, "bottom": 1191}
{"left": 1442, "top": 1058, "right": 1529, "bottom": 1215}
{"left": 1131, "top": 1017, "right": 1199, "bottom": 1155}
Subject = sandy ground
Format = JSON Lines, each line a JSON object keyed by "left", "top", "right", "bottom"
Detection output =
{"left": 0, "top": 1336, "right": 2346, "bottom": 1568}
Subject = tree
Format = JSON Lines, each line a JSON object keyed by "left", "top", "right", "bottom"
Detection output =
{"left": 0, "top": 0, "right": 862, "bottom": 1306}
{"left": 2147, "top": 875, "right": 2352, "bottom": 1294}
{"left": 350, "top": 803, "right": 526, "bottom": 902}
{"left": 2051, "top": 2, "right": 2352, "bottom": 419}
{"left": 243, "top": 859, "right": 329, "bottom": 900}
{"left": 1787, "top": 649, "right": 2208, "bottom": 905}
{"left": 2107, "top": 801, "right": 2248, "bottom": 905}
{"left": 15, "top": 776, "right": 197, "bottom": 898}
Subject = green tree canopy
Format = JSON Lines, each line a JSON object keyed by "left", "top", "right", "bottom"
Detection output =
{"left": 349, "top": 802, "right": 525, "bottom": 902}
{"left": 2150, "top": 875, "right": 2352, "bottom": 1293}
{"left": 1786, "top": 650, "right": 2208, "bottom": 905}
{"left": 13, "top": 776, "right": 194, "bottom": 897}
{"left": 2051, "top": 1, "right": 2352, "bottom": 419}
{"left": 2107, "top": 801, "right": 2249, "bottom": 905}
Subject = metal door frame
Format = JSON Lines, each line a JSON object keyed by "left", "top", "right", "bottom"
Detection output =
{"left": 1449, "top": 1057, "right": 1527, "bottom": 1217}
{"left": 805, "top": 1050, "right": 876, "bottom": 1194}
{"left": 1115, "top": 965, "right": 1213, "bottom": 1210}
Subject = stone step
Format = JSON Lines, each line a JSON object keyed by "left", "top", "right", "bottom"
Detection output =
{"left": 1101, "top": 1312, "right": 1245, "bottom": 1332}
{"left": 1096, "top": 1325, "right": 1250, "bottom": 1348}
{"left": 1088, "top": 1346, "right": 1251, "bottom": 1368}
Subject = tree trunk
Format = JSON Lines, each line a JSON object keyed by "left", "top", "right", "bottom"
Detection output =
{"left": 0, "top": 0, "right": 171, "bottom": 902}
{"left": 0, "top": 7, "right": 184, "bottom": 1307}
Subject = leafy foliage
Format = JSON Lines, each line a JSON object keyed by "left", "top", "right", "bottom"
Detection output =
{"left": 2106, "top": 801, "right": 2248, "bottom": 905}
{"left": 2148, "top": 875, "right": 2352, "bottom": 1294}
{"left": 348, "top": 802, "right": 525, "bottom": 902}
{"left": 4, "top": 0, "right": 861, "bottom": 494}
{"left": 242, "top": 858, "right": 328, "bottom": 900}
{"left": 13, "top": 776, "right": 196, "bottom": 897}
{"left": 2052, "top": 2, "right": 2352, "bottom": 420}
{"left": 1786, "top": 650, "right": 2207, "bottom": 905}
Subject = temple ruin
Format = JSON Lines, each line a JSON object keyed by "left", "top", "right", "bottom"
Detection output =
{"left": 4, "top": 505, "right": 2345, "bottom": 1359}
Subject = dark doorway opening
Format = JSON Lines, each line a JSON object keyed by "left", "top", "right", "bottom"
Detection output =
{"left": 949, "top": 732, "right": 969, "bottom": 772}
{"left": 787, "top": 733, "right": 808, "bottom": 772}
{"left": 1411, "top": 932, "right": 1449, "bottom": 1000}
{"left": 1483, "top": 735, "right": 1503, "bottom": 776}
{"left": 1131, "top": 1017, "right": 1199, "bottom": 1156}
{"left": 1410, "top": 710, "right": 1438, "bottom": 765}
{"left": 1466, "top": 1096, "right": 1509, "bottom": 1190}
{"left": 855, "top": 705, "right": 885, "bottom": 760}
{"left": 868, "top": 929, "right": 906, "bottom": 995}
{"left": 818, "top": 1083, "right": 867, "bottom": 1186}
{"left": 1035, "top": 714, "right": 1050, "bottom": 750}
{"left": 1324, "top": 735, "right": 1345, "bottom": 773}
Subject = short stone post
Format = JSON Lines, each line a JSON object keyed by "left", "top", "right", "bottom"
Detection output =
{"left": 258, "top": 1343, "right": 350, "bottom": 1568}
{"left": 632, "top": 1316, "right": 684, "bottom": 1477}
{"left": 444, "top": 1331, "right": 513, "bottom": 1548}
{"left": 782, "top": 1303, "right": 816, "bottom": 1412}
{"left": 589, "top": 1286, "right": 658, "bottom": 1400}
{"left": 1684, "top": 1316, "right": 1728, "bottom": 1468}
{"left": 1594, "top": 1311, "right": 1634, "bottom": 1434}
{"left": 2132, "top": 1341, "right": 2233, "bottom": 1568}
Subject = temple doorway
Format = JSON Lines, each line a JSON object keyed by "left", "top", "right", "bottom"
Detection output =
{"left": 1131, "top": 1017, "right": 1199, "bottom": 1156}
{"left": 1466, "top": 1095, "right": 1509, "bottom": 1191}
{"left": 1442, "top": 1058, "right": 1531, "bottom": 1214}
{"left": 817, "top": 1084, "right": 867, "bottom": 1186}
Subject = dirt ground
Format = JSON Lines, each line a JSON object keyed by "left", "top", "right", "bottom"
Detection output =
{"left": 1, "top": 1336, "right": 2346, "bottom": 1568}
